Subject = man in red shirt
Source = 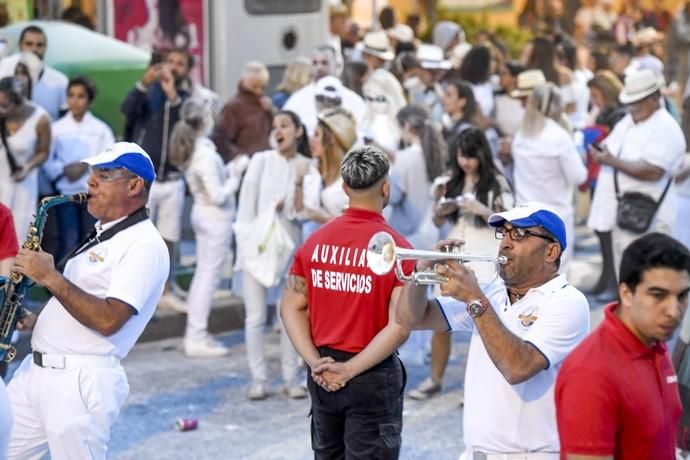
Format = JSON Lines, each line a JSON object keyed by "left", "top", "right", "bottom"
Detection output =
{"left": 556, "top": 232, "right": 690, "bottom": 459}
{"left": 281, "top": 145, "right": 414, "bottom": 459}
{"left": 0, "top": 203, "right": 19, "bottom": 276}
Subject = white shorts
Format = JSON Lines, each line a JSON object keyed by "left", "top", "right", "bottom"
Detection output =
{"left": 7, "top": 354, "right": 129, "bottom": 460}
{"left": 147, "top": 178, "right": 185, "bottom": 242}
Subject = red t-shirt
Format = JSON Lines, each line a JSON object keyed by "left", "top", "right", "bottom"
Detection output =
{"left": 289, "top": 207, "right": 414, "bottom": 353}
{"left": 555, "top": 302, "right": 682, "bottom": 459}
{"left": 0, "top": 204, "right": 19, "bottom": 261}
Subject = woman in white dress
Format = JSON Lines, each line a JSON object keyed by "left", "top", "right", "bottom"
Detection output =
{"left": 299, "top": 107, "right": 356, "bottom": 239}
{"left": 359, "top": 68, "right": 406, "bottom": 156}
{"left": 235, "top": 110, "right": 312, "bottom": 400}
{"left": 409, "top": 127, "right": 514, "bottom": 400}
{"left": 169, "top": 98, "right": 247, "bottom": 358}
{"left": 0, "top": 76, "right": 51, "bottom": 243}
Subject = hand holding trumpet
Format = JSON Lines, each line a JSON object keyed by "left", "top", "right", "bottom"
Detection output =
{"left": 435, "top": 261, "right": 484, "bottom": 303}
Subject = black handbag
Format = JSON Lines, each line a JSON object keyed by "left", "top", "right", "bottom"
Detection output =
{"left": 614, "top": 168, "right": 671, "bottom": 234}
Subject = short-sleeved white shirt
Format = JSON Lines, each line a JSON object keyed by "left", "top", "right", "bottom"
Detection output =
{"left": 31, "top": 218, "right": 169, "bottom": 359}
{"left": 437, "top": 274, "right": 589, "bottom": 454}
{"left": 512, "top": 119, "right": 587, "bottom": 219}
{"left": 590, "top": 109, "right": 685, "bottom": 231}
{"left": 33, "top": 67, "right": 69, "bottom": 121}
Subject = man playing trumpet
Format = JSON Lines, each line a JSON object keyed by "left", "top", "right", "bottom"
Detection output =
{"left": 396, "top": 202, "right": 590, "bottom": 460}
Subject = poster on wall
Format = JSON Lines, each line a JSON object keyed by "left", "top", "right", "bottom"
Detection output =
{"left": 110, "top": 0, "right": 205, "bottom": 84}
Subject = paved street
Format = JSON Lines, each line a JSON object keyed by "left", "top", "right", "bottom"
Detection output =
{"left": 108, "top": 227, "right": 607, "bottom": 460}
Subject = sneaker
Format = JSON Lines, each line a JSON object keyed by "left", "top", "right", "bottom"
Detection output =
{"left": 184, "top": 338, "right": 230, "bottom": 358}
{"left": 158, "top": 293, "right": 188, "bottom": 313}
{"left": 283, "top": 383, "right": 307, "bottom": 399}
{"left": 408, "top": 377, "right": 442, "bottom": 400}
{"left": 248, "top": 381, "right": 268, "bottom": 401}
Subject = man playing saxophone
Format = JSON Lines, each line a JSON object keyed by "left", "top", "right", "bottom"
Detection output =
{"left": 7, "top": 142, "right": 168, "bottom": 459}
{"left": 396, "top": 202, "right": 590, "bottom": 460}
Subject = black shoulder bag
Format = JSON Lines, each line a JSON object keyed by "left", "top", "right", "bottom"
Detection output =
{"left": 614, "top": 168, "right": 672, "bottom": 234}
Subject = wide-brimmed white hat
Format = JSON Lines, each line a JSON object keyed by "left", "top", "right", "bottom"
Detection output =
{"left": 362, "top": 31, "right": 395, "bottom": 61}
{"left": 417, "top": 44, "right": 451, "bottom": 70}
{"left": 510, "top": 69, "right": 546, "bottom": 98}
{"left": 619, "top": 69, "right": 661, "bottom": 104}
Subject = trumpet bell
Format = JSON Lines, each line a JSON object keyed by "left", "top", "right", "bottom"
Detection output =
{"left": 366, "top": 231, "right": 396, "bottom": 276}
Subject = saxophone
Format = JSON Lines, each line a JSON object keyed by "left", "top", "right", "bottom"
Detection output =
{"left": 0, "top": 193, "right": 88, "bottom": 362}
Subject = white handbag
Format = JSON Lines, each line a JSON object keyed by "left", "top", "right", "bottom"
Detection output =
{"left": 233, "top": 203, "right": 295, "bottom": 288}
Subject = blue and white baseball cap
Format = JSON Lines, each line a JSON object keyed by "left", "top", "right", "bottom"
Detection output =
{"left": 488, "top": 202, "right": 567, "bottom": 250}
{"left": 83, "top": 142, "right": 156, "bottom": 183}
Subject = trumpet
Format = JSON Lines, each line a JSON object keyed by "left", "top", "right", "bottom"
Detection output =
{"left": 366, "top": 231, "right": 507, "bottom": 285}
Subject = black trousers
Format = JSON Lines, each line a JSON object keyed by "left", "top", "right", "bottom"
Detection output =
{"left": 308, "top": 347, "right": 406, "bottom": 460}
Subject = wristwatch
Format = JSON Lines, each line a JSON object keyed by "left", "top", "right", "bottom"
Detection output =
{"left": 466, "top": 298, "right": 490, "bottom": 319}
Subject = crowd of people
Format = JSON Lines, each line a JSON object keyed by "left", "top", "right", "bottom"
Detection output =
{"left": 1, "top": 0, "right": 690, "bottom": 457}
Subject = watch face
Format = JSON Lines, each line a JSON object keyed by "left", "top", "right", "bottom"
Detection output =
{"left": 468, "top": 299, "right": 487, "bottom": 318}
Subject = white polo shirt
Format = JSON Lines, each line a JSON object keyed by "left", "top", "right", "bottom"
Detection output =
{"left": 437, "top": 274, "right": 589, "bottom": 454}
{"left": 31, "top": 218, "right": 169, "bottom": 359}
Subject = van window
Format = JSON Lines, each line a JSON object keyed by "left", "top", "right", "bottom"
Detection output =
{"left": 245, "top": 0, "right": 321, "bottom": 15}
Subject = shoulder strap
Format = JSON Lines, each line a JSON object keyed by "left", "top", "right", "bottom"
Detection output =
{"left": 0, "top": 118, "right": 19, "bottom": 174}
{"left": 56, "top": 206, "right": 150, "bottom": 272}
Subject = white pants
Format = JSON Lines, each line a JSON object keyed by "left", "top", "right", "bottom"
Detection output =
{"left": 674, "top": 194, "right": 690, "bottom": 249}
{"left": 242, "top": 271, "right": 300, "bottom": 384}
{"left": 185, "top": 205, "right": 233, "bottom": 341}
{"left": 613, "top": 220, "right": 673, "bottom": 278}
{"left": 7, "top": 355, "right": 129, "bottom": 460}
{"left": 147, "top": 178, "right": 185, "bottom": 242}
{"left": 0, "top": 169, "right": 38, "bottom": 244}
{"left": 0, "top": 381, "right": 12, "bottom": 460}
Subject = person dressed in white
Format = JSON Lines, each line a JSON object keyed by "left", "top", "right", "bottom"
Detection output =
{"left": 0, "top": 76, "right": 51, "bottom": 243}
{"left": 511, "top": 83, "right": 587, "bottom": 273}
{"left": 397, "top": 203, "right": 589, "bottom": 459}
{"left": 358, "top": 68, "right": 406, "bottom": 155}
{"left": 386, "top": 104, "right": 447, "bottom": 249}
{"left": 7, "top": 142, "right": 168, "bottom": 459}
{"left": 283, "top": 45, "right": 366, "bottom": 137}
{"left": 235, "top": 110, "right": 311, "bottom": 400}
{"left": 299, "top": 107, "right": 356, "bottom": 239}
{"left": 168, "top": 98, "right": 247, "bottom": 358}
{"left": 590, "top": 69, "right": 686, "bottom": 272}
{"left": 43, "top": 76, "right": 115, "bottom": 261}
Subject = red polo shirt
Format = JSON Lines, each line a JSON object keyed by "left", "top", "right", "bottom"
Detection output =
{"left": 555, "top": 302, "right": 681, "bottom": 459}
{"left": 0, "top": 204, "right": 18, "bottom": 261}
{"left": 289, "top": 207, "right": 414, "bottom": 353}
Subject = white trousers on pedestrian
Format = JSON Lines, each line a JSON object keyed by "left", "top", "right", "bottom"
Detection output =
{"left": 242, "top": 271, "right": 300, "bottom": 384}
{"left": 0, "top": 381, "right": 12, "bottom": 460}
{"left": 147, "top": 178, "right": 185, "bottom": 242}
{"left": 0, "top": 169, "right": 38, "bottom": 244}
{"left": 185, "top": 205, "right": 233, "bottom": 342}
{"left": 612, "top": 221, "right": 672, "bottom": 279}
{"left": 7, "top": 355, "right": 129, "bottom": 460}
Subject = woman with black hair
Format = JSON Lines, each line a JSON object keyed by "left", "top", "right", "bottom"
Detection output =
{"left": 0, "top": 76, "right": 51, "bottom": 244}
{"left": 235, "top": 109, "right": 311, "bottom": 401}
{"left": 409, "top": 127, "right": 513, "bottom": 401}
{"left": 441, "top": 79, "right": 477, "bottom": 146}
{"left": 459, "top": 46, "right": 495, "bottom": 118}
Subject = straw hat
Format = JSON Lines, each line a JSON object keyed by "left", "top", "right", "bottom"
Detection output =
{"left": 511, "top": 69, "right": 546, "bottom": 98}
{"left": 318, "top": 108, "right": 357, "bottom": 151}
{"left": 619, "top": 69, "right": 661, "bottom": 104}
{"left": 362, "top": 31, "right": 395, "bottom": 61}
{"left": 416, "top": 44, "right": 452, "bottom": 70}
{"left": 632, "top": 27, "right": 664, "bottom": 47}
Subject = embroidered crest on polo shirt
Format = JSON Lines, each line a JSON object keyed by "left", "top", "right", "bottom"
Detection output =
{"left": 518, "top": 306, "right": 539, "bottom": 328}
{"left": 88, "top": 248, "right": 107, "bottom": 264}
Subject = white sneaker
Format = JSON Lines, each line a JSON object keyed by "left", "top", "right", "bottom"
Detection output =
{"left": 184, "top": 338, "right": 230, "bottom": 358}
{"left": 248, "top": 381, "right": 268, "bottom": 401}
{"left": 158, "top": 293, "right": 188, "bottom": 313}
{"left": 283, "top": 383, "right": 307, "bottom": 399}
{"left": 408, "top": 377, "right": 442, "bottom": 400}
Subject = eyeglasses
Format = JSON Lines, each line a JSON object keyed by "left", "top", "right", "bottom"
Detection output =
{"left": 90, "top": 167, "right": 136, "bottom": 183}
{"left": 364, "top": 95, "right": 387, "bottom": 103}
{"left": 495, "top": 226, "right": 557, "bottom": 244}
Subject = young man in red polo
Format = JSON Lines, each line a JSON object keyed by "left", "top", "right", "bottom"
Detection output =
{"left": 556, "top": 232, "right": 690, "bottom": 459}
{"left": 280, "top": 145, "right": 414, "bottom": 459}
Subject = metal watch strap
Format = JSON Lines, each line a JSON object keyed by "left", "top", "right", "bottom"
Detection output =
{"left": 467, "top": 297, "right": 490, "bottom": 318}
